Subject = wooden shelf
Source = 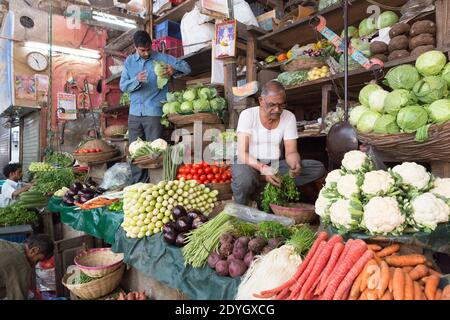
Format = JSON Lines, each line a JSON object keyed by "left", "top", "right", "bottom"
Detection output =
{"left": 102, "top": 104, "right": 129, "bottom": 113}
{"left": 258, "top": 0, "right": 409, "bottom": 50}
{"left": 105, "top": 73, "right": 122, "bottom": 84}
{"left": 155, "top": 0, "right": 197, "bottom": 24}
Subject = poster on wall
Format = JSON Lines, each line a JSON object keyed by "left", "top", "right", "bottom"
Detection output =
{"left": 15, "top": 75, "right": 36, "bottom": 100}
{"left": 57, "top": 92, "right": 77, "bottom": 120}
{"left": 35, "top": 74, "right": 49, "bottom": 103}
{"left": 215, "top": 20, "right": 236, "bottom": 59}
{"left": 201, "top": 0, "right": 229, "bottom": 18}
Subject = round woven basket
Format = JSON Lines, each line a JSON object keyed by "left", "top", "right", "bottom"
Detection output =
{"left": 74, "top": 248, "right": 124, "bottom": 278}
{"left": 281, "top": 56, "right": 325, "bottom": 72}
{"left": 206, "top": 182, "right": 232, "bottom": 201}
{"left": 132, "top": 154, "right": 163, "bottom": 169}
{"left": 270, "top": 203, "right": 317, "bottom": 224}
{"left": 168, "top": 113, "right": 222, "bottom": 126}
{"left": 79, "top": 139, "right": 115, "bottom": 152}
{"left": 357, "top": 122, "right": 450, "bottom": 162}
{"left": 63, "top": 264, "right": 125, "bottom": 300}
{"left": 104, "top": 125, "right": 128, "bottom": 138}
{"left": 73, "top": 149, "right": 119, "bottom": 164}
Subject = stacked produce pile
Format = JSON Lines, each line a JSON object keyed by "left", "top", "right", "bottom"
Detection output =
{"left": 315, "top": 150, "right": 450, "bottom": 235}
{"left": 176, "top": 162, "right": 231, "bottom": 184}
{"left": 161, "top": 86, "right": 227, "bottom": 126}
{"left": 121, "top": 179, "right": 218, "bottom": 239}
{"left": 351, "top": 50, "right": 450, "bottom": 141}
{"left": 44, "top": 152, "right": 73, "bottom": 168}
{"left": 0, "top": 204, "right": 38, "bottom": 227}
{"left": 129, "top": 138, "right": 168, "bottom": 160}
{"left": 261, "top": 174, "right": 300, "bottom": 213}
{"left": 350, "top": 243, "right": 448, "bottom": 300}
{"left": 28, "top": 162, "right": 55, "bottom": 173}
{"left": 61, "top": 181, "right": 106, "bottom": 206}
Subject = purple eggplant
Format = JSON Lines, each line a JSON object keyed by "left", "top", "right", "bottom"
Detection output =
{"left": 172, "top": 205, "right": 187, "bottom": 220}
{"left": 175, "top": 233, "right": 187, "bottom": 247}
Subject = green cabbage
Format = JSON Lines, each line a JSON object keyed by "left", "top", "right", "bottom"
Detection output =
{"left": 180, "top": 101, "right": 193, "bottom": 113}
{"left": 359, "top": 17, "right": 377, "bottom": 37}
{"left": 356, "top": 110, "right": 381, "bottom": 133}
{"left": 183, "top": 89, "right": 197, "bottom": 101}
{"left": 368, "top": 89, "right": 389, "bottom": 113}
{"left": 198, "top": 87, "right": 214, "bottom": 100}
{"left": 427, "top": 99, "right": 450, "bottom": 124}
{"left": 384, "top": 64, "right": 421, "bottom": 90}
{"left": 415, "top": 50, "right": 447, "bottom": 76}
{"left": 359, "top": 83, "right": 382, "bottom": 107}
{"left": 210, "top": 97, "right": 227, "bottom": 112}
{"left": 412, "top": 76, "right": 448, "bottom": 104}
{"left": 340, "top": 26, "right": 359, "bottom": 39}
{"left": 153, "top": 61, "right": 169, "bottom": 89}
{"left": 376, "top": 11, "right": 399, "bottom": 29}
{"left": 396, "top": 105, "right": 429, "bottom": 133}
{"left": 441, "top": 62, "right": 450, "bottom": 88}
{"left": 193, "top": 99, "right": 211, "bottom": 112}
{"left": 162, "top": 102, "right": 180, "bottom": 115}
{"left": 373, "top": 114, "right": 400, "bottom": 134}
{"left": 351, "top": 38, "right": 371, "bottom": 57}
{"left": 349, "top": 105, "right": 369, "bottom": 126}
{"left": 384, "top": 89, "right": 417, "bottom": 115}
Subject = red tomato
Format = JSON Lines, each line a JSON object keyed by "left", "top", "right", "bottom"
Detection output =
{"left": 192, "top": 174, "right": 199, "bottom": 181}
{"left": 200, "top": 175, "right": 206, "bottom": 182}
{"left": 227, "top": 172, "right": 232, "bottom": 179}
{"left": 184, "top": 164, "right": 192, "bottom": 171}
{"left": 197, "top": 168, "right": 204, "bottom": 175}
{"left": 204, "top": 167, "right": 212, "bottom": 174}
{"left": 214, "top": 173, "right": 221, "bottom": 180}
{"left": 186, "top": 174, "right": 193, "bottom": 180}
{"left": 193, "top": 163, "right": 202, "bottom": 170}
{"left": 221, "top": 173, "right": 228, "bottom": 181}
{"left": 202, "top": 161, "right": 209, "bottom": 168}
{"left": 212, "top": 179, "right": 218, "bottom": 183}
{"left": 204, "top": 180, "right": 211, "bottom": 184}
{"left": 207, "top": 174, "right": 214, "bottom": 180}
{"left": 190, "top": 168, "right": 196, "bottom": 175}
{"left": 178, "top": 167, "right": 185, "bottom": 174}
{"left": 176, "top": 174, "right": 183, "bottom": 180}
{"left": 212, "top": 167, "right": 219, "bottom": 174}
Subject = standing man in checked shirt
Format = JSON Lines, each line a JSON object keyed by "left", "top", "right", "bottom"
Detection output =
{"left": 120, "top": 30, "right": 191, "bottom": 183}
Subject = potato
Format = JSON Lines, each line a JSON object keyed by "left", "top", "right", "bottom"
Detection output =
{"left": 410, "top": 20, "right": 436, "bottom": 37}
{"left": 372, "top": 53, "right": 388, "bottom": 63}
{"left": 389, "top": 23, "right": 410, "bottom": 38}
{"left": 388, "top": 49, "right": 410, "bottom": 61}
{"left": 409, "top": 33, "right": 435, "bottom": 50}
{"left": 410, "top": 45, "right": 435, "bottom": 57}
{"left": 370, "top": 41, "right": 388, "bottom": 54}
{"left": 389, "top": 35, "right": 409, "bottom": 52}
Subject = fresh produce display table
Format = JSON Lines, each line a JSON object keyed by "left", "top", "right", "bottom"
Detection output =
{"left": 111, "top": 228, "right": 241, "bottom": 300}
{"left": 47, "top": 197, "right": 123, "bottom": 245}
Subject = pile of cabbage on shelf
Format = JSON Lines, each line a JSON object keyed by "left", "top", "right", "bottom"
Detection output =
{"left": 350, "top": 50, "right": 450, "bottom": 142}
{"left": 315, "top": 150, "right": 450, "bottom": 235}
{"left": 129, "top": 138, "right": 168, "bottom": 160}
{"left": 161, "top": 86, "right": 227, "bottom": 126}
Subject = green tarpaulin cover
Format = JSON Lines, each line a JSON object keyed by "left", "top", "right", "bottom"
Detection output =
{"left": 47, "top": 197, "right": 123, "bottom": 245}
{"left": 112, "top": 228, "right": 241, "bottom": 300}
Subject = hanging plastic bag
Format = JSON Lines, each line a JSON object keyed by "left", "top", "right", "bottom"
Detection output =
{"left": 100, "top": 162, "right": 132, "bottom": 191}
{"left": 223, "top": 203, "right": 295, "bottom": 226}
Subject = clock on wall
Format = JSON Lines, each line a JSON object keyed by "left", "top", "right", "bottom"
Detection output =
{"left": 26, "top": 52, "right": 49, "bottom": 72}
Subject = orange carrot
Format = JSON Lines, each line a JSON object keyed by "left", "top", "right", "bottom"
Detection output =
{"left": 359, "top": 289, "right": 368, "bottom": 300}
{"left": 360, "top": 259, "right": 378, "bottom": 292}
{"left": 349, "top": 270, "right": 364, "bottom": 299}
{"left": 404, "top": 273, "right": 414, "bottom": 300}
{"left": 393, "top": 268, "right": 405, "bottom": 300}
{"left": 424, "top": 275, "right": 440, "bottom": 300}
{"left": 367, "top": 244, "right": 382, "bottom": 251}
{"left": 402, "top": 266, "right": 414, "bottom": 273}
{"left": 381, "top": 290, "right": 393, "bottom": 300}
{"left": 378, "top": 261, "right": 390, "bottom": 298}
{"left": 409, "top": 264, "right": 429, "bottom": 281}
{"left": 414, "top": 281, "right": 425, "bottom": 300}
{"left": 442, "top": 284, "right": 450, "bottom": 300}
{"left": 315, "top": 241, "right": 345, "bottom": 295}
{"left": 385, "top": 254, "right": 427, "bottom": 267}
{"left": 435, "top": 289, "right": 442, "bottom": 300}
{"left": 377, "top": 244, "right": 400, "bottom": 258}
{"left": 367, "top": 289, "right": 378, "bottom": 300}
{"left": 388, "top": 267, "right": 395, "bottom": 293}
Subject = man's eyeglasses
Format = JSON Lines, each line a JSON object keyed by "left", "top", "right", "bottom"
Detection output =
{"left": 265, "top": 102, "right": 287, "bottom": 110}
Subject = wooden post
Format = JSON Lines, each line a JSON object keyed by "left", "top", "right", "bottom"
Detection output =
{"left": 321, "top": 84, "right": 332, "bottom": 132}
{"left": 431, "top": 161, "right": 450, "bottom": 178}
{"left": 246, "top": 32, "right": 257, "bottom": 83}
{"left": 145, "top": 0, "right": 153, "bottom": 37}
{"left": 224, "top": 58, "right": 238, "bottom": 129}
{"left": 435, "top": 0, "right": 450, "bottom": 49}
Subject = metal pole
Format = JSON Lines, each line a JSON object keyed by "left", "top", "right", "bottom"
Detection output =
{"left": 343, "top": 0, "right": 349, "bottom": 121}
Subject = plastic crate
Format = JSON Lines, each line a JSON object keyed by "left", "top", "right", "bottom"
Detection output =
{"left": 152, "top": 36, "right": 184, "bottom": 58}
{"left": 155, "top": 20, "right": 181, "bottom": 40}
{"left": 0, "top": 225, "right": 33, "bottom": 243}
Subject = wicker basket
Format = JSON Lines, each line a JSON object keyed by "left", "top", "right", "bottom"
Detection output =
{"left": 73, "top": 149, "right": 119, "bottom": 164}
{"left": 270, "top": 203, "right": 318, "bottom": 224}
{"left": 74, "top": 248, "right": 124, "bottom": 278}
{"left": 79, "top": 139, "right": 115, "bottom": 152}
{"left": 62, "top": 264, "right": 125, "bottom": 300}
{"left": 168, "top": 113, "right": 222, "bottom": 126}
{"left": 206, "top": 182, "right": 232, "bottom": 201}
{"left": 357, "top": 122, "right": 450, "bottom": 162}
{"left": 281, "top": 56, "right": 325, "bottom": 72}
{"left": 132, "top": 154, "right": 164, "bottom": 169}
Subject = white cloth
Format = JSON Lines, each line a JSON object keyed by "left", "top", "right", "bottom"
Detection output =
{"left": 0, "top": 179, "right": 20, "bottom": 207}
{"left": 236, "top": 107, "right": 298, "bottom": 160}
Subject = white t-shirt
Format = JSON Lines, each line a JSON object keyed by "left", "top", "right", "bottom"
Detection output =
{"left": 236, "top": 107, "right": 298, "bottom": 160}
{"left": 0, "top": 179, "right": 20, "bottom": 208}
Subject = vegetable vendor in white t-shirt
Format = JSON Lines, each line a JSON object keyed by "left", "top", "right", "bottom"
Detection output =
{"left": 231, "top": 81, "right": 326, "bottom": 205}
{"left": 0, "top": 163, "right": 33, "bottom": 208}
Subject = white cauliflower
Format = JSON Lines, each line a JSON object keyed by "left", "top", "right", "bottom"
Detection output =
{"left": 315, "top": 189, "right": 332, "bottom": 217}
{"left": 150, "top": 138, "right": 168, "bottom": 151}
{"left": 325, "top": 169, "right": 342, "bottom": 186}
{"left": 129, "top": 138, "right": 147, "bottom": 155}
{"left": 341, "top": 150, "right": 372, "bottom": 172}
{"left": 362, "top": 196, "right": 405, "bottom": 235}
{"left": 361, "top": 170, "right": 395, "bottom": 196}
{"left": 329, "top": 199, "right": 362, "bottom": 232}
{"left": 430, "top": 178, "right": 450, "bottom": 200}
{"left": 337, "top": 174, "right": 360, "bottom": 198}
{"left": 410, "top": 193, "right": 450, "bottom": 231}
{"left": 392, "top": 162, "right": 431, "bottom": 190}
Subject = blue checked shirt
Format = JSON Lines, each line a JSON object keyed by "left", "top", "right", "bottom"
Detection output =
{"left": 120, "top": 52, "right": 191, "bottom": 116}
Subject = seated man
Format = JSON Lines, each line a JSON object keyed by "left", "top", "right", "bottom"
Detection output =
{"left": 0, "top": 234, "right": 54, "bottom": 300}
{"left": 0, "top": 163, "right": 33, "bottom": 208}
{"left": 231, "top": 81, "right": 326, "bottom": 205}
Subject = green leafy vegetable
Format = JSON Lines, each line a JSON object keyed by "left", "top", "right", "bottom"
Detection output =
{"left": 0, "top": 204, "right": 38, "bottom": 227}
{"left": 415, "top": 124, "right": 432, "bottom": 142}
{"left": 359, "top": 83, "right": 382, "bottom": 107}
{"left": 256, "top": 221, "right": 291, "bottom": 240}
{"left": 384, "top": 65, "right": 421, "bottom": 90}
{"left": 32, "top": 168, "right": 75, "bottom": 195}
{"left": 108, "top": 200, "right": 123, "bottom": 212}
{"left": 415, "top": 50, "right": 447, "bottom": 76}
{"left": 426, "top": 99, "right": 450, "bottom": 124}
{"left": 286, "top": 224, "right": 316, "bottom": 258}
{"left": 356, "top": 110, "right": 381, "bottom": 133}
{"left": 375, "top": 11, "right": 398, "bottom": 29}
{"left": 396, "top": 105, "right": 429, "bottom": 133}
{"left": 45, "top": 152, "right": 73, "bottom": 167}
{"left": 412, "top": 76, "right": 448, "bottom": 104}
{"left": 261, "top": 174, "right": 300, "bottom": 212}
{"left": 349, "top": 105, "right": 369, "bottom": 126}
{"left": 277, "top": 71, "right": 308, "bottom": 86}
{"left": 384, "top": 89, "right": 417, "bottom": 115}
{"left": 153, "top": 61, "right": 169, "bottom": 89}
{"left": 373, "top": 114, "right": 400, "bottom": 134}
